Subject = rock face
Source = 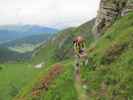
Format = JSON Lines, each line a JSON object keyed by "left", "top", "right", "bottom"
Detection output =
{"left": 93, "top": 0, "right": 133, "bottom": 38}
{"left": 122, "top": 0, "right": 133, "bottom": 16}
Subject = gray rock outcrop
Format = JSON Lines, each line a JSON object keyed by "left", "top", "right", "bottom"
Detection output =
{"left": 93, "top": 0, "right": 133, "bottom": 38}
{"left": 122, "top": 0, "right": 133, "bottom": 16}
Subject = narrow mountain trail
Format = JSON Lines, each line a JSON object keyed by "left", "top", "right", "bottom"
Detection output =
{"left": 75, "top": 66, "right": 88, "bottom": 100}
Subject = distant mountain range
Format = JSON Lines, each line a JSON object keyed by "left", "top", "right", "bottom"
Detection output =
{"left": 0, "top": 33, "right": 54, "bottom": 47}
{"left": 0, "top": 25, "right": 58, "bottom": 43}
{"left": 0, "top": 33, "right": 55, "bottom": 53}
{"left": 0, "top": 25, "right": 58, "bottom": 62}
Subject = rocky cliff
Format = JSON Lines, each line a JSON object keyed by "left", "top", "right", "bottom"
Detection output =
{"left": 93, "top": 0, "right": 133, "bottom": 38}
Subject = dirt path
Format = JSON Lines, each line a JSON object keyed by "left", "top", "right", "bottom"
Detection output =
{"left": 75, "top": 66, "right": 88, "bottom": 100}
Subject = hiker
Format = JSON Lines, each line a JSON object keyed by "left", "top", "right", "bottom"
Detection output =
{"left": 73, "top": 36, "right": 86, "bottom": 57}
{"left": 73, "top": 36, "right": 87, "bottom": 67}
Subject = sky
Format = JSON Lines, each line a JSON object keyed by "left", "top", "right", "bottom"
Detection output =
{"left": 0, "top": 0, "right": 100, "bottom": 29}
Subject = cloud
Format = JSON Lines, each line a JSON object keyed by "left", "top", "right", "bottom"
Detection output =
{"left": 0, "top": 0, "right": 100, "bottom": 28}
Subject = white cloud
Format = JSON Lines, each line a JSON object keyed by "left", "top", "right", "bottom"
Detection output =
{"left": 0, "top": 0, "right": 100, "bottom": 29}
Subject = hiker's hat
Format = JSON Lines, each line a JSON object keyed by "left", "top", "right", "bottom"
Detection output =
{"left": 73, "top": 36, "right": 84, "bottom": 44}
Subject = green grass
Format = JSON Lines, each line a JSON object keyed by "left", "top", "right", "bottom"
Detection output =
{"left": 80, "top": 13, "right": 133, "bottom": 100}
{"left": 0, "top": 62, "right": 43, "bottom": 100}
{"left": 40, "top": 61, "right": 78, "bottom": 100}
{"left": 15, "top": 62, "right": 54, "bottom": 99}
{"left": 1, "top": 11, "right": 133, "bottom": 100}
{"left": 0, "top": 18, "right": 94, "bottom": 100}
{"left": 16, "top": 60, "right": 78, "bottom": 100}
{"left": 16, "top": 13, "right": 133, "bottom": 100}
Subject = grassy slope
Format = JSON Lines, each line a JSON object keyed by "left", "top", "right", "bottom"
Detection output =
{"left": 15, "top": 19, "right": 94, "bottom": 99}
{"left": 16, "top": 13, "right": 133, "bottom": 100}
{"left": 31, "top": 28, "right": 75, "bottom": 64}
{"left": 15, "top": 60, "right": 78, "bottom": 100}
{"left": 33, "top": 61, "right": 78, "bottom": 100}
{"left": 17, "top": 13, "right": 133, "bottom": 100}
{"left": 80, "top": 13, "right": 133, "bottom": 99}
{"left": 0, "top": 63, "right": 42, "bottom": 100}
{"left": 0, "top": 31, "right": 57, "bottom": 100}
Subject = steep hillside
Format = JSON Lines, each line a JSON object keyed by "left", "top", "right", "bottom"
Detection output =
{"left": 13, "top": 18, "right": 95, "bottom": 100}
{"left": 81, "top": 12, "right": 133, "bottom": 99}
{"left": 16, "top": 12, "right": 133, "bottom": 100}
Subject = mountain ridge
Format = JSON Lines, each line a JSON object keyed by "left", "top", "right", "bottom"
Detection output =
{"left": 0, "top": 25, "right": 58, "bottom": 43}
